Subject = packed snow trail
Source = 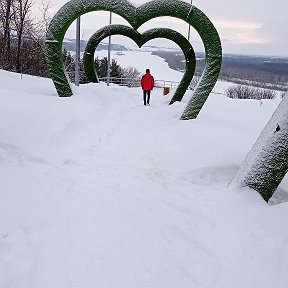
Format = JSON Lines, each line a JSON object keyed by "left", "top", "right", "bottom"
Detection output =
{"left": 1, "top": 70, "right": 288, "bottom": 288}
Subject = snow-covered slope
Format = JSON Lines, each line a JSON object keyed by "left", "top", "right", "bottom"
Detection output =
{"left": 1, "top": 69, "right": 288, "bottom": 288}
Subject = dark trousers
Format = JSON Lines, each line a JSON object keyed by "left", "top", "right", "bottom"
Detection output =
{"left": 143, "top": 90, "right": 151, "bottom": 105}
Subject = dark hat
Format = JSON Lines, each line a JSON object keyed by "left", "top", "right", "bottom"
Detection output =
{"left": 146, "top": 68, "right": 150, "bottom": 73}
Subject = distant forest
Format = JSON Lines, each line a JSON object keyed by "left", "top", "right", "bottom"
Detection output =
{"left": 152, "top": 51, "right": 288, "bottom": 91}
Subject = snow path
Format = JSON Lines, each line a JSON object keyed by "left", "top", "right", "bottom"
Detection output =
{"left": 1, "top": 70, "right": 288, "bottom": 288}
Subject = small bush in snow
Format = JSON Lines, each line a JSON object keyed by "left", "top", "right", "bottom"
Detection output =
{"left": 225, "top": 85, "right": 276, "bottom": 100}
{"left": 281, "top": 92, "right": 287, "bottom": 98}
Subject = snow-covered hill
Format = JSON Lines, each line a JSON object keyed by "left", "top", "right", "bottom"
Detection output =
{"left": 1, "top": 69, "right": 288, "bottom": 288}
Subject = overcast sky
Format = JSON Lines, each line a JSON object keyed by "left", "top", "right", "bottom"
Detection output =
{"left": 33, "top": 0, "right": 288, "bottom": 57}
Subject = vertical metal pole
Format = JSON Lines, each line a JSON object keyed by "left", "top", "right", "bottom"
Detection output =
{"left": 75, "top": 17, "right": 81, "bottom": 86}
{"left": 188, "top": 0, "right": 192, "bottom": 41}
{"left": 107, "top": 12, "right": 112, "bottom": 86}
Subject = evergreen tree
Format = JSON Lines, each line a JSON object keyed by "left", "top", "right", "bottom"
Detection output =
{"left": 98, "top": 57, "right": 108, "bottom": 78}
{"left": 111, "top": 59, "right": 121, "bottom": 83}
{"left": 62, "top": 48, "right": 75, "bottom": 82}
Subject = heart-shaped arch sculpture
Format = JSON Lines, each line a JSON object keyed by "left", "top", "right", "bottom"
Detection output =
{"left": 45, "top": 0, "right": 222, "bottom": 119}
{"left": 83, "top": 25, "right": 196, "bottom": 103}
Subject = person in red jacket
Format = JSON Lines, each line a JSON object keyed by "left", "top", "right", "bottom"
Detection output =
{"left": 141, "top": 69, "right": 154, "bottom": 106}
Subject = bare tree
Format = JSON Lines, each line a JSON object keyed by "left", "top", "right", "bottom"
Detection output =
{"left": 225, "top": 85, "right": 276, "bottom": 100}
{"left": 12, "top": 0, "right": 32, "bottom": 72}
{"left": 34, "top": 0, "right": 52, "bottom": 36}
{"left": 0, "top": 0, "right": 14, "bottom": 64}
{"left": 120, "top": 66, "right": 141, "bottom": 87}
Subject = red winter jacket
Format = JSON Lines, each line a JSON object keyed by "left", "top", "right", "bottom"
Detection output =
{"left": 141, "top": 72, "right": 154, "bottom": 91}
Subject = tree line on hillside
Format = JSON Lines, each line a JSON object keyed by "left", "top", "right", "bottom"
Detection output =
{"left": 0, "top": 0, "right": 139, "bottom": 83}
{"left": 152, "top": 50, "right": 288, "bottom": 91}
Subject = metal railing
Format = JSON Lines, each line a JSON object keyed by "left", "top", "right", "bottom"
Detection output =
{"left": 98, "top": 77, "right": 180, "bottom": 88}
{"left": 154, "top": 80, "right": 180, "bottom": 89}
{"left": 98, "top": 76, "right": 225, "bottom": 95}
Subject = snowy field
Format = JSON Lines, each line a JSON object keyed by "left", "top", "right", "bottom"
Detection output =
{"left": 1, "top": 68, "right": 288, "bottom": 288}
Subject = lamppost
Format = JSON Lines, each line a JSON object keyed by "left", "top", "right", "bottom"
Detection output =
{"left": 75, "top": 17, "right": 81, "bottom": 86}
{"left": 188, "top": 0, "right": 192, "bottom": 41}
{"left": 107, "top": 12, "right": 112, "bottom": 86}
